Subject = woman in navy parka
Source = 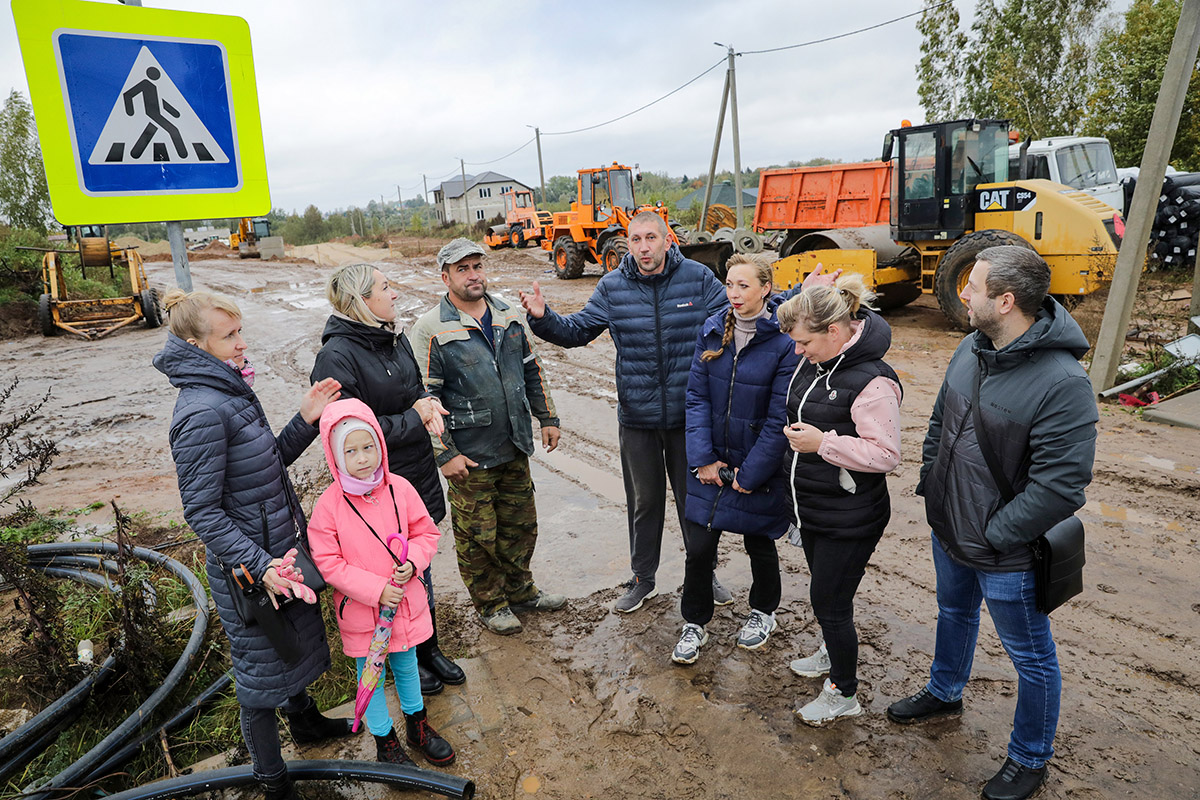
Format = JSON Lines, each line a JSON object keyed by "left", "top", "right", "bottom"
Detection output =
{"left": 154, "top": 289, "right": 349, "bottom": 800}
{"left": 671, "top": 256, "right": 800, "bottom": 665}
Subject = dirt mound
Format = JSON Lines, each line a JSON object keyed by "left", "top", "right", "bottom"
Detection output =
{"left": 201, "top": 240, "right": 233, "bottom": 254}
{"left": 113, "top": 236, "right": 171, "bottom": 256}
{"left": 0, "top": 300, "right": 35, "bottom": 339}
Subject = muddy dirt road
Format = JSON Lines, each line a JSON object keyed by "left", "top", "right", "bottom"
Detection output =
{"left": 2, "top": 245, "right": 1197, "bottom": 799}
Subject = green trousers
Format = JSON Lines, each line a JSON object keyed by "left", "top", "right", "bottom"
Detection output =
{"left": 447, "top": 455, "right": 540, "bottom": 616}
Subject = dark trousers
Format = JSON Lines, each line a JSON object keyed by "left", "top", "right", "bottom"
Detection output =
{"left": 619, "top": 425, "right": 689, "bottom": 582}
{"left": 240, "top": 692, "right": 309, "bottom": 784}
{"left": 800, "top": 530, "right": 881, "bottom": 697}
{"left": 681, "top": 520, "right": 780, "bottom": 626}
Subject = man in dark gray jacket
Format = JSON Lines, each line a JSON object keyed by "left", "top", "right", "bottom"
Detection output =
{"left": 520, "top": 212, "right": 729, "bottom": 613}
{"left": 886, "top": 247, "right": 1098, "bottom": 800}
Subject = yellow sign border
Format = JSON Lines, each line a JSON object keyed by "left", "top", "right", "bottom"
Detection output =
{"left": 11, "top": 0, "right": 269, "bottom": 224}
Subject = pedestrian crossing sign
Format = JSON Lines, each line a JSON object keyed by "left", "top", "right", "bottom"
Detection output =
{"left": 11, "top": 0, "right": 270, "bottom": 224}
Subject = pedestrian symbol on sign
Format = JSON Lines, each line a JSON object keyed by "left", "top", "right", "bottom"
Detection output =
{"left": 88, "top": 46, "right": 229, "bottom": 166}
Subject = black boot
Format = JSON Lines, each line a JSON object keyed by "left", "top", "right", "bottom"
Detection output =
{"left": 285, "top": 695, "right": 354, "bottom": 744}
{"left": 263, "top": 775, "right": 299, "bottom": 800}
{"left": 404, "top": 708, "right": 455, "bottom": 766}
{"left": 373, "top": 728, "right": 414, "bottom": 765}
{"left": 417, "top": 663, "right": 444, "bottom": 696}
{"left": 416, "top": 616, "right": 466, "bottom": 686}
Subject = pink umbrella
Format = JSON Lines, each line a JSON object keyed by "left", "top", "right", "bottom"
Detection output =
{"left": 352, "top": 532, "right": 409, "bottom": 732}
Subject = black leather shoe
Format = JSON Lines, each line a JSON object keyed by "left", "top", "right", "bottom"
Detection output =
{"left": 886, "top": 687, "right": 963, "bottom": 724}
{"left": 263, "top": 775, "right": 299, "bottom": 800}
{"left": 417, "top": 663, "right": 444, "bottom": 696}
{"left": 424, "top": 649, "right": 466, "bottom": 685}
{"left": 982, "top": 757, "right": 1047, "bottom": 800}
{"left": 404, "top": 708, "right": 455, "bottom": 766}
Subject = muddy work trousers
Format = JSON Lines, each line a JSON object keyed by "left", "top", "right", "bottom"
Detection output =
{"left": 448, "top": 455, "right": 540, "bottom": 617}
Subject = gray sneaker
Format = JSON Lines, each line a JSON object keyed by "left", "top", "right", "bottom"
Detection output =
{"left": 480, "top": 607, "right": 522, "bottom": 635}
{"left": 614, "top": 578, "right": 658, "bottom": 613}
{"left": 789, "top": 643, "right": 831, "bottom": 677}
{"left": 510, "top": 589, "right": 567, "bottom": 612}
{"left": 712, "top": 576, "right": 734, "bottom": 606}
{"left": 796, "top": 678, "right": 862, "bottom": 726}
{"left": 671, "top": 623, "right": 709, "bottom": 664}
{"left": 736, "top": 610, "right": 777, "bottom": 649}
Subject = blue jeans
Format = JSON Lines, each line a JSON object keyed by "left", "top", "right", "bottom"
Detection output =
{"left": 355, "top": 649, "right": 423, "bottom": 737}
{"left": 927, "top": 534, "right": 1061, "bottom": 768}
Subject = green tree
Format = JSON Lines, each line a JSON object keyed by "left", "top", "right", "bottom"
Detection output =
{"left": 915, "top": 0, "right": 968, "bottom": 120}
{"left": 1082, "top": 0, "right": 1200, "bottom": 170}
{"left": 917, "top": 0, "right": 1109, "bottom": 137}
{"left": 300, "top": 204, "right": 326, "bottom": 243}
{"left": 0, "top": 91, "right": 52, "bottom": 231}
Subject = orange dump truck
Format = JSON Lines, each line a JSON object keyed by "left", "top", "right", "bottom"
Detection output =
{"left": 754, "top": 161, "right": 893, "bottom": 258}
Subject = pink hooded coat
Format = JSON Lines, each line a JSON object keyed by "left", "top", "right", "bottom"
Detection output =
{"left": 309, "top": 398, "right": 439, "bottom": 657}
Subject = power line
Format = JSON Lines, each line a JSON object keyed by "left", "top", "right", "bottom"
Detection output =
{"left": 739, "top": 0, "right": 954, "bottom": 55}
{"left": 542, "top": 57, "right": 726, "bottom": 136}
{"left": 464, "top": 136, "right": 536, "bottom": 166}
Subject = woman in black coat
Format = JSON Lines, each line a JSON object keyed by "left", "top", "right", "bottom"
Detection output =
{"left": 310, "top": 264, "right": 465, "bottom": 694}
{"left": 154, "top": 290, "right": 350, "bottom": 800}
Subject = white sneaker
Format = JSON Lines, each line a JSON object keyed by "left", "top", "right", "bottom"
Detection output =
{"left": 736, "top": 610, "right": 776, "bottom": 650}
{"left": 796, "top": 678, "right": 862, "bottom": 726}
{"left": 671, "top": 623, "right": 709, "bottom": 665}
{"left": 789, "top": 643, "right": 831, "bottom": 677}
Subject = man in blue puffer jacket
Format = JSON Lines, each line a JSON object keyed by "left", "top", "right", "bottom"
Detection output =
{"left": 521, "top": 212, "right": 728, "bottom": 612}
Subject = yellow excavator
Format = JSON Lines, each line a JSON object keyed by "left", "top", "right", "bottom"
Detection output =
{"left": 229, "top": 217, "right": 271, "bottom": 258}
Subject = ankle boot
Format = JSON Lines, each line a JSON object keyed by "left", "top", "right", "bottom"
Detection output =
{"left": 285, "top": 696, "right": 354, "bottom": 744}
{"left": 417, "top": 618, "right": 466, "bottom": 686}
{"left": 404, "top": 708, "right": 455, "bottom": 765}
{"left": 373, "top": 727, "right": 414, "bottom": 765}
{"left": 262, "top": 775, "right": 299, "bottom": 800}
{"left": 417, "top": 662, "right": 444, "bottom": 696}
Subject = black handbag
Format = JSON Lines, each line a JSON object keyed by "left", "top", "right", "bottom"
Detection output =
{"left": 228, "top": 502, "right": 325, "bottom": 628}
{"left": 972, "top": 364, "right": 1085, "bottom": 614}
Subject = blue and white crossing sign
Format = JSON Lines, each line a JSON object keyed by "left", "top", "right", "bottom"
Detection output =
{"left": 12, "top": 0, "right": 270, "bottom": 224}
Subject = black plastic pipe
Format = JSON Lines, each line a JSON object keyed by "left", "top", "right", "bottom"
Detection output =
{"left": 22, "top": 542, "right": 209, "bottom": 800}
{"left": 94, "top": 760, "right": 475, "bottom": 800}
{"left": 81, "top": 671, "right": 234, "bottom": 786}
{"left": 0, "top": 569, "right": 119, "bottom": 781}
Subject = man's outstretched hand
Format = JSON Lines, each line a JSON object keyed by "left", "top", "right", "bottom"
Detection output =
{"left": 519, "top": 281, "right": 546, "bottom": 319}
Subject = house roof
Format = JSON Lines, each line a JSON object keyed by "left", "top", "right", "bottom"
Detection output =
{"left": 674, "top": 181, "right": 758, "bottom": 212}
{"left": 435, "top": 171, "right": 528, "bottom": 199}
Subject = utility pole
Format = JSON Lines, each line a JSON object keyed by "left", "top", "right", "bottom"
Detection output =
{"left": 422, "top": 174, "right": 429, "bottom": 204}
{"left": 381, "top": 193, "right": 387, "bottom": 236}
{"left": 529, "top": 125, "right": 546, "bottom": 204}
{"left": 727, "top": 45, "right": 744, "bottom": 229}
{"left": 699, "top": 45, "right": 732, "bottom": 235}
{"left": 460, "top": 159, "right": 471, "bottom": 227}
{"left": 397, "top": 185, "right": 403, "bottom": 232}
{"left": 1089, "top": 0, "right": 1200, "bottom": 391}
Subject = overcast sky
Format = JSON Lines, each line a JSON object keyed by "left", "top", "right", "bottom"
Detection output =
{"left": 1, "top": 0, "right": 1124, "bottom": 215}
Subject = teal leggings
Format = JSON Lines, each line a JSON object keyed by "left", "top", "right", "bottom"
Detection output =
{"left": 355, "top": 648, "right": 423, "bottom": 737}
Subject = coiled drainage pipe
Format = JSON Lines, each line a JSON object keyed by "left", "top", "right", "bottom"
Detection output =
{"left": 22, "top": 542, "right": 209, "bottom": 800}
{"left": 96, "top": 760, "right": 475, "bottom": 800}
{"left": 0, "top": 569, "right": 120, "bottom": 782}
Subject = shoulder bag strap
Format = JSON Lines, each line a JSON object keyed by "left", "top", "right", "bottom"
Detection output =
{"left": 972, "top": 359, "right": 1016, "bottom": 504}
{"left": 341, "top": 486, "right": 406, "bottom": 566}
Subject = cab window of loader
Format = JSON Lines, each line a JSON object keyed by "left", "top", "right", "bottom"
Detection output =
{"left": 580, "top": 174, "right": 592, "bottom": 205}
{"left": 903, "top": 131, "right": 937, "bottom": 200}
{"left": 610, "top": 170, "right": 635, "bottom": 211}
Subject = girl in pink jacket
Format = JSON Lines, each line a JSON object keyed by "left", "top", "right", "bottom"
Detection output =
{"left": 309, "top": 398, "right": 455, "bottom": 766}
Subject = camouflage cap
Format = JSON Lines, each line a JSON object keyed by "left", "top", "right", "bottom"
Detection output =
{"left": 436, "top": 238, "right": 486, "bottom": 269}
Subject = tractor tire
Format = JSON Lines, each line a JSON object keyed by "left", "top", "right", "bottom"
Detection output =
{"left": 552, "top": 236, "right": 585, "bottom": 279}
{"left": 693, "top": 230, "right": 713, "bottom": 244}
{"left": 38, "top": 293, "right": 57, "bottom": 337}
{"left": 670, "top": 224, "right": 691, "bottom": 245}
{"left": 733, "top": 228, "right": 763, "bottom": 254}
{"left": 778, "top": 230, "right": 804, "bottom": 257}
{"left": 601, "top": 236, "right": 629, "bottom": 272}
{"left": 934, "top": 229, "right": 1034, "bottom": 331}
{"left": 511, "top": 228, "right": 524, "bottom": 248}
{"left": 141, "top": 288, "right": 163, "bottom": 328}
{"left": 713, "top": 227, "right": 735, "bottom": 242}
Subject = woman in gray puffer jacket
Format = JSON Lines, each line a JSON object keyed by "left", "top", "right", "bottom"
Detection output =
{"left": 153, "top": 289, "right": 349, "bottom": 800}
